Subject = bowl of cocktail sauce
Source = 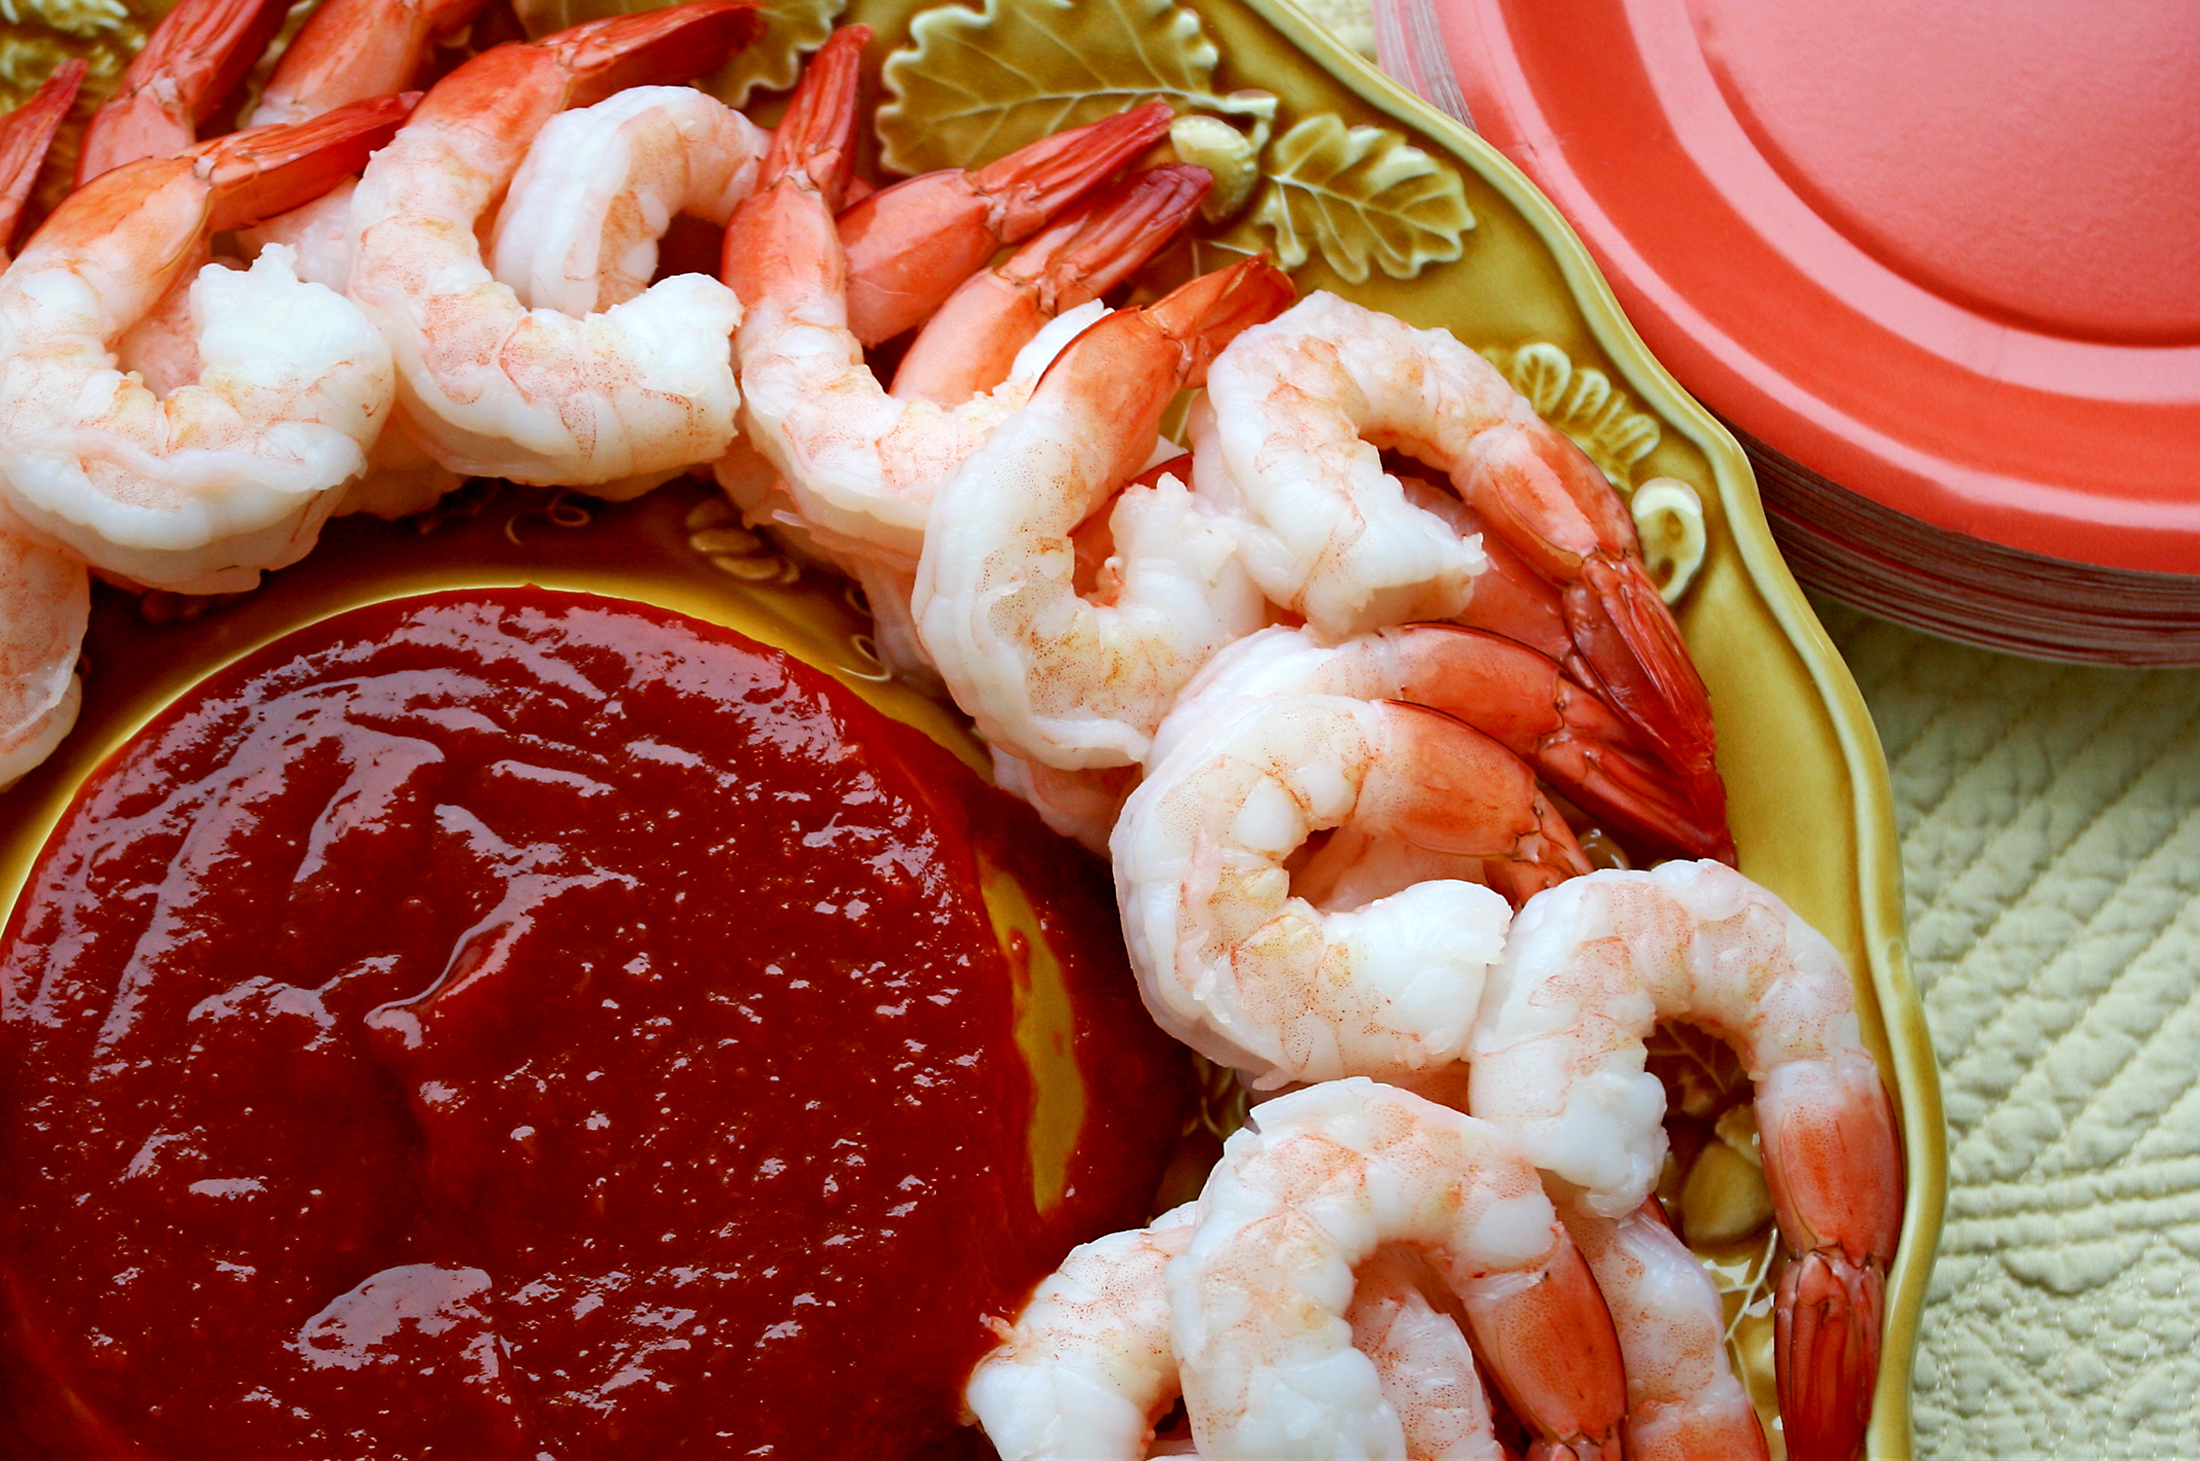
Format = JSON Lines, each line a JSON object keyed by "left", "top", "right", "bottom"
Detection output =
{"left": 0, "top": 481, "right": 1196, "bottom": 1457}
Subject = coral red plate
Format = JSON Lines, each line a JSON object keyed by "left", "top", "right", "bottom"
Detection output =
{"left": 1426, "top": 0, "right": 2200, "bottom": 659}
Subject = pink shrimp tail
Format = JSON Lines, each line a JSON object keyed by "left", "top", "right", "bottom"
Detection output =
{"left": 1460, "top": 1239, "right": 1626, "bottom": 1461}
{"left": 198, "top": 91, "right": 418, "bottom": 231}
{"left": 721, "top": 26, "right": 867, "bottom": 306}
{"left": 0, "top": 59, "right": 83, "bottom": 257}
{"left": 1026, "top": 163, "right": 1212, "bottom": 300}
{"left": 755, "top": 25, "right": 869, "bottom": 207}
{"left": 1139, "top": 254, "right": 1297, "bottom": 387}
{"left": 1566, "top": 553, "right": 1732, "bottom": 861}
{"left": 889, "top": 165, "right": 1207, "bottom": 403}
{"left": 1453, "top": 522, "right": 1575, "bottom": 663}
{"left": 1385, "top": 623, "right": 1730, "bottom": 861}
{"left": 1545, "top": 700, "right": 1733, "bottom": 862}
{"left": 413, "top": 0, "right": 760, "bottom": 141}
{"left": 1776, "top": 1253, "right": 1884, "bottom": 1461}
{"left": 76, "top": 0, "right": 296, "bottom": 183}
{"left": 538, "top": 0, "right": 762, "bottom": 108}
{"left": 1462, "top": 421, "right": 1731, "bottom": 858}
{"left": 839, "top": 99, "right": 1176, "bottom": 343}
{"left": 1761, "top": 1058, "right": 1903, "bottom": 1461}
{"left": 249, "top": 0, "right": 500, "bottom": 125}
{"left": 967, "top": 99, "right": 1176, "bottom": 234}
{"left": 1363, "top": 700, "right": 1593, "bottom": 908}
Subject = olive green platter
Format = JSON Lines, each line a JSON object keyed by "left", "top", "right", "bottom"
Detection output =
{"left": 0, "top": 0, "right": 1943, "bottom": 1455}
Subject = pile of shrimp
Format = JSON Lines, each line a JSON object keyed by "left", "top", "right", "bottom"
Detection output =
{"left": 0, "top": 6, "right": 1903, "bottom": 1458}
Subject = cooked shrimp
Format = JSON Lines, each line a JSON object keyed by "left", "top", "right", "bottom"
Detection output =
{"left": 726, "top": 29, "right": 1124, "bottom": 566}
{"left": 76, "top": 0, "right": 491, "bottom": 179}
{"left": 235, "top": 0, "right": 506, "bottom": 290}
{"left": 728, "top": 295, "right": 1117, "bottom": 685}
{"left": 912, "top": 259, "right": 1291, "bottom": 771}
{"left": 0, "top": 99, "right": 407, "bottom": 593}
{"left": 838, "top": 100, "right": 1176, "bottom": 346}
{"left": 345, "top": 0, "right": 763, "bottom": 488}
{"left": 0, "top": 483, "right": 87, "bottom": 795}
{"left": 1195, "top": 291, "right": 1722, "bottom": 812}
{"left": 834, "top": 176, "right": 1208, "bottom": 696}
{"left": 890, "top": 164, "right": 1210, "bottom": 406}
{"left": 1151, "top": 623, "right": 1732, "bottom": 861}
{"left": 1555, "top": 1195, "right": 1769, "bottom": 1461}
{"left": 966, "top": 1203, "right": 1197, "bottom": 1460}
{"left": 832, "top": 301, "right": 1119, "bottom": 684}
{"left": 965, "top": 1207, "right": 1508, "bottom": 1461}
{"left": 71, "top": 0, "right": 280, "bottom": 394}
{"left": 233, "top": 0, "right": 503, "bottom": 285}
{"left": 0, "top": 61, "right": 83, "bottom": 268}
{"left": 0, "top": 66, "right": 91, "bottom": 788}
{"left": 990, "top": 750, "right": 1138, "bottom": 858}
{"left": 1467, "top": 861, "right": 1903, "bottom": 1461}
{"left": 1344, "top": 1249, "right": 1509, "bottom": 1461}
{"left": 1111, "top": 693, "right": 1588, "bottom": 1088}
{"left": 490, "top": 86, "right": 770, "bottom": 318}
{"left": 1172, "top": 1078, "right": 1624, "bottom": 1460}
{"left": 74, "top": 0, "right": 295, "bottom": 184}
{"left": 1287, "top": 826, "right": 1492, "bottom": 917}
{"left": 248, "top": 0, "right": 498, "bottom": 127}
{"left": 1393, "top": 467, "right": 1573, "bottom": 665}
{"left": 81, "top": 0, "right": 504, "bottom": 520}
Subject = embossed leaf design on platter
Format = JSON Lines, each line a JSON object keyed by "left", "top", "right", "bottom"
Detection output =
{"left": 877, "top": 0, "right": 1270, "bottom": 176}
{"left": 708, "top": 0, "right": 846, "bottom": 109}
{"left": 1250, "top": 112, "right": 1471, "bottom": 284}
{"left": 1494, "top": 341, "right": 1663, "bottom": 490}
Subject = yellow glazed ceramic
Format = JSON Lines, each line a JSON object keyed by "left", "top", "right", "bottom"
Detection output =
{"left": 0, "top": 0, "right": 1943, "bottom": 1455}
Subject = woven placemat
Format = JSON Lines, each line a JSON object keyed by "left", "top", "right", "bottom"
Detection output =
{"left": 1818, "top": 600, "right": 2200, "bottom": 1459}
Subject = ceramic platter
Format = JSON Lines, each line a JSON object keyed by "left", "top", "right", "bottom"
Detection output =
{"left": 0, "top": 0, "right": 1944, "bottom": 1454}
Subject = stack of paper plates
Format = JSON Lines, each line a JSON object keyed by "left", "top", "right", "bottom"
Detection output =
{"left": 1380, "top": 0, "right": 2200, "bottom": 664}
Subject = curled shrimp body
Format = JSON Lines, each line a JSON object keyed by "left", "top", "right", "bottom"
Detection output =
{"left": 81, "top": 0, "right": 494, "bottom": 535}
{"left": 965, "top": 1203, "right": 1196, "bottom": 1460}
{"left": 1195, "top": 291, "right": 1721, "bottom": 815}
{"left": 725, "top": 27, "right": 1068, "bottom": 566}
{"left": 912, "top": 259, "right": 1292, "bottom": 771}
{"left": 0, "top": 101, "right": 407, "bottom": 593}
{"left": 235, "top": 0, "right": 500, "bottom": 289}
{"left": 834, "top": 169, "right": 1206, "bottom": 700}
{"left": 346, "top": 0, "right": 763, "bottom": 489}
{"left": 966, "top": 1206, "right": 1510, "bottom": 1461}
{"left": 0, "top": 61, "right": 80, "bottom": 250}
{"left": 1171, "top": 1079, "right": 1624, "bottom": 1461}
{"left": 1112, "top": 692, "right": 1588, "bottom": 1088}
{"left": 490, "top": 86, "right": 771, "bottom": 318}
{"left": 1468, "top": 861, "right": 1903, "bottom": 1461}
{"left": 0, "top": 66, "right": 90, "bottom": 788}
{"left": 1342, "top": 1250, "right": 1509, "bottom": 1461}
{"left": 0, "top": 501, "right": 87, "bottom": 788}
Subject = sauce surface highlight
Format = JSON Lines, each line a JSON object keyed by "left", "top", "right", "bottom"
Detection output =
{"left": 0, "top": 588, "right": 1189, "bottom": 1458}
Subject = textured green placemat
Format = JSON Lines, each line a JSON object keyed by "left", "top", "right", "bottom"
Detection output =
{"left": 1818, "top": 601, "right": 2200, "bottom": 1460}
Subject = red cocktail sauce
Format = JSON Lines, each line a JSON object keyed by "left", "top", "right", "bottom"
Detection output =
{"left": 0, "top": 589, "right": 1191, "bottom": 1457}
